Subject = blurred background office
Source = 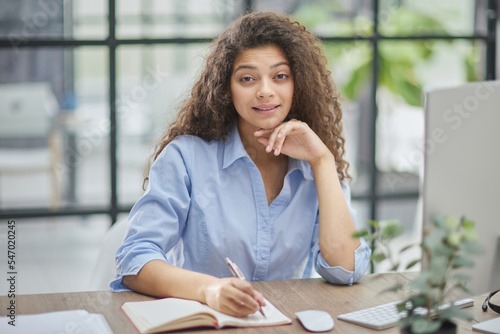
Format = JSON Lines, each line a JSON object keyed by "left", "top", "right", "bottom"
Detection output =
{"left": 0, "top": 0, "right": 498, "bottom": 294}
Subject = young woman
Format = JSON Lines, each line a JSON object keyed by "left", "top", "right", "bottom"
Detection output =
{"left": 111, "top": 11, "right": 371, "bottom": 317}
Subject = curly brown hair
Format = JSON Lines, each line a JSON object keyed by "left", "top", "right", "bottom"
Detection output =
{"left": 145, "top": 11, "right": 350, "bottom": 187}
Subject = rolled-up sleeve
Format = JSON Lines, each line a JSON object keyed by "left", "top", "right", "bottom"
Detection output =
{"left": 313, "top": 178, "right": 371, "bottom": 285}
{"left": 110, "top": 140, "right": 192, "bottom": 292}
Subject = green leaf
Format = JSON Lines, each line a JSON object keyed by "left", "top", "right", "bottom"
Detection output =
{"left": 371, "top": 252, "right": 386, "bottom": 263}
{"left": 410, "top": 273, "right": 432, "bottom": 293}
{"left": 399, "top": 244, "right": 417, "bottom": 254}
{"left": 428, "top": 258, "right": 447, "bottom": 284}
{"left": 461, "top": 218, "right": 475, "bottom": 230}
{"left": 380, "top": 222, "right": 404, "bottom": 239}
{"left": 361, "top": 234, "right": 378, "bottom": 243}
{"left": 352, "top": 230, "right": 368, "bottom": 238}
{"left": 452, "top": 255, "right": 475, "bottom": 268}
{"left": 367, "top": 220, "right": 380, "bottom": 228}
{"left": 406, "top": 259, "right": 420, "bottom": 270}
{"left": 423, "top": 229, "right": 446, "bottom": 251}
{"left": 462, "top": 228, "right": 478, "bottom": 241}
{"left": 432, "top": 214, "right": 444, "bottom": 226}
{"left": 397, "top": 301, "right": 407, "bottom": 313}
{"left": 446, "top": 233, "right": 462, "bottom": 247}
{"left": 444, "top": 215, "right": 460, "bottom": 232}
{"left": 427, "top": 241, "right": 453, "bottom": 258}
{"left": 459, "top": 240, "right": 484, "bottom": 254}
{"left": 408, "top": 295, "right": 428, "bottom": 308}
{"left": 341, "top": 59, "right": 371, "bottom": 100}
{"left": 390, "top": 263, "right": 400, "bottom": 271}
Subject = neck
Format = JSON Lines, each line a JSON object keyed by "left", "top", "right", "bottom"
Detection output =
{"left": 238, "top": 124, "right": 280, "bottom": 165}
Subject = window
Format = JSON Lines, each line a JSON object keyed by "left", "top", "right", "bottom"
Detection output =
{"left": 0, "top": 0, "right": 497, "bottom": 247}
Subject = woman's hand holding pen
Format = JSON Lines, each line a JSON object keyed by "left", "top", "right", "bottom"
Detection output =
{"left": 203, "top": 278, "right": 266, "bottom": 317}
{"left": 253, "top": 119, "right": 333, "bottom": 166}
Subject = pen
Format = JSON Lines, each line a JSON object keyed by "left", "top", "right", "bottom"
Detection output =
{"left": 225, "top": 257, "right": 266, "bottom": 318}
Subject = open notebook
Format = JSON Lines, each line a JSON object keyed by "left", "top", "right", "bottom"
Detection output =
{"left": 122, "top": 297, "right": 292, "bottom": 333}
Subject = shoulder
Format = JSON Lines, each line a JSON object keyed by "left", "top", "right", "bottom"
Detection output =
{"left": 154, "top": 135, "right": 223, "bottom": 167}
{"left": 159, "top": 135, "right": 220, "bottom": 156}
{"left": 171, "top": 134, "right": 217, "bottom": 148}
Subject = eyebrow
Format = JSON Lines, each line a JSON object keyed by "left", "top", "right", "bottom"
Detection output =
{"left": 233, "top": 61, "right": 290, "bottom": 74}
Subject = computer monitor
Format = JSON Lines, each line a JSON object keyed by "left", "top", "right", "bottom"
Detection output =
{"left": 422, "top": 80, "right": 500, "bottom": 295}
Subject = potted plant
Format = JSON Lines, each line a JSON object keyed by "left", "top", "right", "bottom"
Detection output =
{"left": 355, "top": 215, "right": 484, "bottom": 334}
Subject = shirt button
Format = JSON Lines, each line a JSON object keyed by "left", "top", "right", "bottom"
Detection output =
{"left": 261, "top": 223, "right": 267, "bottom": 228}
{"left": 260, "top": 253, "right": 267, "bottom": 259}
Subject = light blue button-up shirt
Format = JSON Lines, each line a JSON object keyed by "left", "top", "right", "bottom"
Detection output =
{"left": 110, "top": 123, "right": 371, "bottom": 292}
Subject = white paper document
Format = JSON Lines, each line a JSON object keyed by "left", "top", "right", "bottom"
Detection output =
{"left": 0, "top": 309, "right": 113, "bottom": 334}
{"left": 472, "top": 316, "right": 500, "bottom": 334}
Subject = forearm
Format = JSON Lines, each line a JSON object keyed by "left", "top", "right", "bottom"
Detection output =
{"left": 122, "top": 260, "right": 217, "bottom": 303}
{"left": 310, "top": 153, "right": 360, "bottom": 271}
{"left": 122, "top": 259, "right": 265, "bottom": 317}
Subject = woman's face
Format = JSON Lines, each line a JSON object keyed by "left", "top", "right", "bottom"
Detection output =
{"left": 230, "top": 45, "right": 294, "bottom": 136}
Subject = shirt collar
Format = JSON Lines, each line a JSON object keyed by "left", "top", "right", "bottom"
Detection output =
{"left": 288, "top": 158, "right": 314, "bottom": 181}
{"left": 223, "top": 122, "right": 314, "bottom": 181}
{"left": 223, "top": 122, "right": 248, "bottom": 169}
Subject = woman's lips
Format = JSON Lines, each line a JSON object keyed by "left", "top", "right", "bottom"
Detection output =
{"left": 252, "top": 104, "right": 280, "bottom": 115}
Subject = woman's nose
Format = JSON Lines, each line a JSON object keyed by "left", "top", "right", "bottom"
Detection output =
{"left": 257, "top": 79, "right": 274, "bottom": 98}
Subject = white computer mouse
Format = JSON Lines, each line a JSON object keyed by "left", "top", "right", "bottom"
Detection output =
{"left": 295, "top": 310, "right": 334, "bottom": 332}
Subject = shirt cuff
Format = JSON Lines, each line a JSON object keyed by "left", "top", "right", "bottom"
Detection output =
{"left": 316, "top": 239, "right": 371, "bottom": 285}
{"left": 109, "top": 253, "right": 168, "bottom": 292}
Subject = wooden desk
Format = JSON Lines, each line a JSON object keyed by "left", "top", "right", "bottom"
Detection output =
{"left": 1, "top": 273, "right": 498, "bottom": 333}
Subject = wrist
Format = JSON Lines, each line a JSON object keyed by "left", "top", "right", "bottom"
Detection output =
{"left": 309, "top": 151, "right": 335, "bottom": 172}
{"left": 199, "top": 276, "right": 218, "bottom": 305}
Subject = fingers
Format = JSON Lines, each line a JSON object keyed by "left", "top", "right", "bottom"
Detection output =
{"left": 206, "top": 278, "right": 263, "bottom": 317}
{"left": 269, "top": 127, "right": 287, "bottom": 156}
{"left": 227, "top": 279, "right": 262, "bottom": 314}
{"left": 253, "top": 290, "right": 267, "bottom": 307}
{"left": 254, "top": 119, "right": 300, "bottom": 156}
{"left": 254, "top": 119, "right": 329, "bottom": 162}
{"left": 230, "top": 279, "right": 267, "bottom": 309}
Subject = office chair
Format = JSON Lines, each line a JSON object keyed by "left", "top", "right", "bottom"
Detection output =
{"left": 87, "top": 217, "right": 130, "bottom": 291}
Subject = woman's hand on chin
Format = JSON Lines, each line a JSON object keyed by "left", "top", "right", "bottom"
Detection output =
{"left": 253, "top": 119, "right": 332, "bottom": 164}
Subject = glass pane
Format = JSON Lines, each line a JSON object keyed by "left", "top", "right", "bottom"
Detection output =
{"left": 374, "top": 198, "right": 422, "bottom": 273}
{"left": 0, "top": 215, "right": 110, "bottom": 294}
{"left": 0, "top": 0, "right": 107, "bottom": 40}
{"left": 351, "top": 199, "right": 370, "bottom": 231}
{"left": 0, "top": 47, "right": 109, "bottom": 209}
{"left": 0, "top": 0, "right": 65, "bottom": 39}
{"left": 72, "top": 0, "right": 108, "bottom": 39}
{"left": 117, "top": 44, "right": 208, "bottom": 206}
{"left": 321, "top": 41, "right": 373, "bottom": 197}
{"left": 375, "top": 40, "right": 484, "bottom": 195}
{"left": 379, "top": 0, "right": 483, "bottom": 36}
{"left": 116, "top": 0, "right": 244, "bottom": 39}
{"left": 292, "top": 0, "right": 373, "bottom": 37}
{"left": 72, "top": 47, "right": 110, "bottom": 206}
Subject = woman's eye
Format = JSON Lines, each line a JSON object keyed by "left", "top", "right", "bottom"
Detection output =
{"left": 240, "top": 76, "right": 254, "bottom": 82}
{"left": 275, "top": 74, "right": 288, "bottom": 80}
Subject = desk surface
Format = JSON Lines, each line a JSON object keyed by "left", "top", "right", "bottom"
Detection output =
{"left": 0, "top": 273, "right": 497, "bottom": 333}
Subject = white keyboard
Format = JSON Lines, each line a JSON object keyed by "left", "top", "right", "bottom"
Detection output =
{"left": 337, "top": 298, "right": 474, "bottom": 330}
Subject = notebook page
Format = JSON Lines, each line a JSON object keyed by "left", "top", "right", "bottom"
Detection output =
{"left": 214, "top": 299, "right": 292, "bottom": 327}
{"left": 122, "top": 298, "right": 215, "bottom": 330}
